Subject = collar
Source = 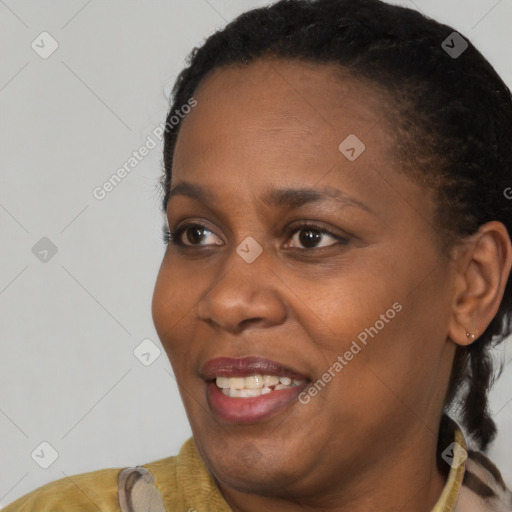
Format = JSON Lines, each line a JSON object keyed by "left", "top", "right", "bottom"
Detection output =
{"left": 431, "top": 422, "right": 467, "bottom": 511}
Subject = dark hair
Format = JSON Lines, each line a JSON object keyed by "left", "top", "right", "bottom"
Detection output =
{"left": 161, "top": 0, "right": 512, "bottom": 452}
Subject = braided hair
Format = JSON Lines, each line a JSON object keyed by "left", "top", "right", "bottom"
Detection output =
{"left": 161, "top": 0, "right": 512, "bottom": 452}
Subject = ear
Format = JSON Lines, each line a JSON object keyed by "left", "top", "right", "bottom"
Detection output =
{"left": 448, "top": 221, "right": 512, "bottom": 346}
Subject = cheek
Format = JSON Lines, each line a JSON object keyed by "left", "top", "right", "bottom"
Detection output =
{"left": 151, "top": 261, "right": 199, "bottom": 362}
{"left": 152, "top": 266, "right": 173, "bottom": 344}
{"left": 291, "top": 260, "right": 402, "bottom": 354}
{"left": 304, "top": 252, "right": 447, "bottom": 405}
{"left": 350, "top": 281, "right": 450, "bottom": 416}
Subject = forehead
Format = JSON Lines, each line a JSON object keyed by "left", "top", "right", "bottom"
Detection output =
{"left": 184, "top": 59, "right": 385, "bottom": 132}
{"left": 172, "top": 59, "right": 394, "bottom": 184}
{"left": 169, "top": 58, "right": 437, "bottom": 245}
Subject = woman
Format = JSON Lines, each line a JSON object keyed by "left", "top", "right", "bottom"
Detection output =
{"left": 4, "top": 0, "right": 512, "bottom": 510}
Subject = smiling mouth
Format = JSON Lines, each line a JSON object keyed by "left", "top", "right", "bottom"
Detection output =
{"left": 215, "top": 374, "right": 306, "bottom": 398}
{"left": 202, "top": 356, "right": 310, "bottom": 423}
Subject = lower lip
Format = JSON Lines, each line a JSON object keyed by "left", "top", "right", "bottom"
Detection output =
{"left": 206, "top": 381, "right": 307, "bottom": 424}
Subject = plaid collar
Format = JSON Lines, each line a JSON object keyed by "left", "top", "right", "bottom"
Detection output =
{"left": 431, "top": 423, "right": 467, "bottom": 511}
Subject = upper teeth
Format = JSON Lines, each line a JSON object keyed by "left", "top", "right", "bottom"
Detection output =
{"left": 215, "top": 374, "right": 303, "bottom": 398}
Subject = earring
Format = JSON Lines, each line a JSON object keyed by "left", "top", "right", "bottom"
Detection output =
{"left": 465, "top": 330, "right": 476, "bottom": 340}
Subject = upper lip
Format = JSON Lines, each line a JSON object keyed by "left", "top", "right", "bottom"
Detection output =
{"left": 201, "top": 356, "right": 309, "bottom": 381}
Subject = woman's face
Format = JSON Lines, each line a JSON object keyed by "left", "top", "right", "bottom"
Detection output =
{"left": 152, "top": 59, "right": 457, "bottom": 498}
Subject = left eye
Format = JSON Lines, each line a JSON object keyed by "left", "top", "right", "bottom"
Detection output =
{"left": 285, "top": 226, "right": 346, "bottom": 249}
{"left": 165, "top": 223, "right": 347, "bottom": 250}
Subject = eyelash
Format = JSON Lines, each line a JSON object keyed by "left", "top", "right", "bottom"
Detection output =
{"left": 162, "top": 223, "right": 348, "bottom": 249}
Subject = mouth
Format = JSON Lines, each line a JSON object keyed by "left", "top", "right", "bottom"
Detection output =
{"left": 215, "top": 374, "right": 304, "bottom": 397}
{"left": 201, "top": 356, "right": 309, "bottom": 424}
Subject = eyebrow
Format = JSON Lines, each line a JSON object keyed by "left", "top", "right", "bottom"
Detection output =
{"left": 168, "top": 181, "right": 374, "bottom": 214}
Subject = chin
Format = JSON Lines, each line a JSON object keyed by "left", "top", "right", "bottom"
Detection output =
{"left": 192, "top": 424, "right": 311, "bottom": 494}
{"left": 209, "top": 451, "right": 304, "bottom": 496}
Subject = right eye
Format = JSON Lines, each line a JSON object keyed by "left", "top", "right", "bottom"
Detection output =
{"left": 165, "top": 223, "right": 223, "bottom": 247}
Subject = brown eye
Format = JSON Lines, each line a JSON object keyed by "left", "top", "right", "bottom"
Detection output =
{"left": 286, "top": 225, "right": 347, "bottom": 249}
{"left": 170, "top": 224, "right": 223, "bottom": 246}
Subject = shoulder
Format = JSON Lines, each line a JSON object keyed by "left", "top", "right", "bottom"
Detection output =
{"left": 1, "top": 455, "right": 178, "bottom": 512}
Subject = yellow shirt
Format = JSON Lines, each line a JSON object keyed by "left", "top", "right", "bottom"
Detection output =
{"left": 2, "top": 425, "right": 509, "bottom": 511}
{"left": 2, "top": 437, "right": 230, "bottom": 512}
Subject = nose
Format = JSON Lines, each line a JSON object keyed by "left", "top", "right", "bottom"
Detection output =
{"left": 197, "top": 249, "right": 288, "bottom": 333}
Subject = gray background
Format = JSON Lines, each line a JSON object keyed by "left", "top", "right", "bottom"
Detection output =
{"left": 1, "top": 0, "right": 511, "bottom": 506}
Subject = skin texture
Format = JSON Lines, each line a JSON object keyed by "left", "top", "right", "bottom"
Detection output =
{"left": 152, "top": 59, "right": 512, "bottom": 512}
